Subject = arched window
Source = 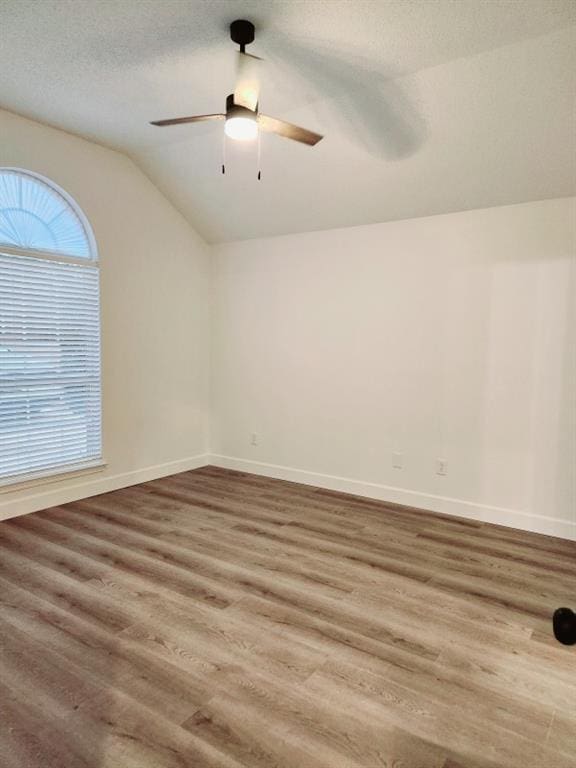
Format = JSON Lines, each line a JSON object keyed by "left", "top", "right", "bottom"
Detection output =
{"left": 0, "top": 169, "right": 102, "bottom": 484}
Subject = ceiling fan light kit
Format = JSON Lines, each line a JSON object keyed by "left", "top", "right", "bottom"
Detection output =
{"left": 224, "top": 93, "right": 258, "bottom": 141}
{"left": 150, "top": 19, "right": 323, "bottom": 175}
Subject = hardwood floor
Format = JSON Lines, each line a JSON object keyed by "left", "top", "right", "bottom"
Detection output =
{"left": 0, "top": 465, "right": 575, "bottom": 768}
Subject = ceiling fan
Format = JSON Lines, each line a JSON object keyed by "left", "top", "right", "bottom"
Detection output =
{"left": 150, "top": 19, "right": 324, "bottom": 149}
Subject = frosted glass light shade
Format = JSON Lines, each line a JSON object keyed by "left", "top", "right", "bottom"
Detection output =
{"left": 225, "top": 116, "right": 258, "bottom": 141}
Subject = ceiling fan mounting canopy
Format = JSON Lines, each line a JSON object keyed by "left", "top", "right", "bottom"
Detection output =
{"left": 230, "top": 19, "right": 255, "bottom": 51}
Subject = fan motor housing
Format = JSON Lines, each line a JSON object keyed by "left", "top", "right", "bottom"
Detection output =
{"left": 226, "top": 93, "right": 257, "bottom": 120}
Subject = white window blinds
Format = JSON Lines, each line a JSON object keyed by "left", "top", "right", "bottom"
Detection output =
{"left": 0, "top": 252, "right": 102, "bottom": 482}
{"left": 0, "top": 169, "right": 101, "bottom": 485}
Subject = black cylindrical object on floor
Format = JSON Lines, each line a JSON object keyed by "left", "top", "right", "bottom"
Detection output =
{"left": 553, "top": 607, "right": 576, "bottom": 645}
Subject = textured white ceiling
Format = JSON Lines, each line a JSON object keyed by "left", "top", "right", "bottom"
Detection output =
{"left": 0, "top": 0, "right": 575, "bottom": 242}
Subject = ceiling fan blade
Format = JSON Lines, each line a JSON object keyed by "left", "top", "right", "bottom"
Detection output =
{"left": 234, "top": 51, "right": 261, "bottom": 111}
{"left": 258, "top": 115, "right": 323, "bottom": 146}
{"left": 150, "top": 114, "right": 225, "bottom": 127}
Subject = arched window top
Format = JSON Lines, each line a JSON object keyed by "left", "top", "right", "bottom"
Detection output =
{"left": 0, "top": 169, "right": 95, "bottom": 260}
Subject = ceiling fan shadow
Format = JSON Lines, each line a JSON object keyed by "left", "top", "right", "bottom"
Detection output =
{"left": 266, "top": 34, "right": 427, "bottom": 161}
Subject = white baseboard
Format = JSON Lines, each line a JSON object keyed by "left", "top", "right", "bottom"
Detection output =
{"left": 3, "top": 450, "right": 574, "bottom": 542}
{"left": 0, "top": 454, "right": 210, "bottom": 521}
{"left": 209, "top": 454, "right": 576, "bottom": 542}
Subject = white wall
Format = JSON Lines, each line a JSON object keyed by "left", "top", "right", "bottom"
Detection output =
{"left": 211, "top": 199, "right": 576, "bottom": 540}
{"left": 1, "top": 108, "right": 574, "bottom": 540}
{"left": 0, "top": 108, "right": 211, "bottom": 519}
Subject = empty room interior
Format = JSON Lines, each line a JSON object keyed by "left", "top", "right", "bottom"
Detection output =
{"left": 0, "top": 1, "right": 575, "bottom": 766}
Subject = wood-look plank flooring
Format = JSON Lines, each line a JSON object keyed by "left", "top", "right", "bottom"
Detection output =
{"left": 0, "top": 466, "right": 575, "bottom": 768}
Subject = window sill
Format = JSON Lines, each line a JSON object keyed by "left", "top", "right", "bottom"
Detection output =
{"left": 0, "top": 460, "right": 108, "bottom": 494}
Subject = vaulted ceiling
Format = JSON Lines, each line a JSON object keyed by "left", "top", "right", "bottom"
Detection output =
{"left": 1, "top": 0, "right": 575, "bottom": 242}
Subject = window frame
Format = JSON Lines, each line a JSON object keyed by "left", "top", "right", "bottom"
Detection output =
{"left": 0, "top": 168, "right": 105, "bottom": 490}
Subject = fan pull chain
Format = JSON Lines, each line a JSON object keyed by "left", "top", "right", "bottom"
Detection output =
{"left": 257, "top": 129, "right": 262, "bottom": 181}
{"left": 221, "top": 132, "right": 227, "bottom": 175}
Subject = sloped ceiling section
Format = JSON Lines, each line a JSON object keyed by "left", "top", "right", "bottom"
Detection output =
{"left": 0, "top": 0, "right": 575, "bottom": 242}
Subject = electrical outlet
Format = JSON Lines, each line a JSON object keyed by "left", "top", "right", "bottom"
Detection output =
{"left": 250, "top": 432, "right": 259, "bottom": 446}
{"left": 392, "top": 452, "right": 403, "bottom": 470}
{"left": 436, "top": 458, "right": 448, "bottom": 476}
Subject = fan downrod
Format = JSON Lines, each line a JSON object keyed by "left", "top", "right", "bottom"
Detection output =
{"left": 230, "top": 19, "right": 255, "bottom": 52}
